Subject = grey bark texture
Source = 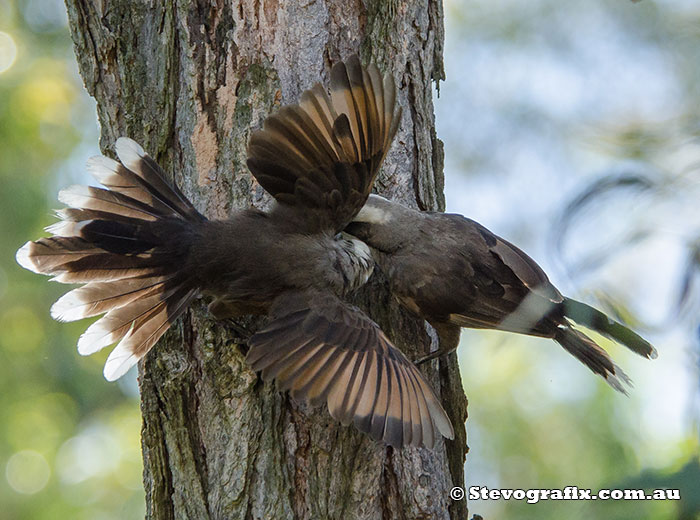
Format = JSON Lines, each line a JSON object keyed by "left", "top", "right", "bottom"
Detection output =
{"left": 64, "top": 1, "right": 469, "bottom": 518}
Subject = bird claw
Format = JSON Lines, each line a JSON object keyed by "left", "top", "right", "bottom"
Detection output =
{"left": 414, "top": 348, "right": 452, "bottom": 365}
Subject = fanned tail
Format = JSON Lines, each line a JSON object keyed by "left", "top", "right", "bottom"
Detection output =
{"left": 16, "top": 138, "right": 204, "bottom": 380}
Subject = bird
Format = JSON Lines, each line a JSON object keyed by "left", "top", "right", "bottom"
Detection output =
{"left": 15, "top": 55, "right": 454, "bottom": 449}
{"left": 345, "top": 194, "right": 657, "bottom": 392}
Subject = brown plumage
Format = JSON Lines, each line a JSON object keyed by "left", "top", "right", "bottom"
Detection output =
{"left": 247, "top": 291, "right": 451, "bottom": 448}
{"left": 346, "top": 195, "right": 657, "bottom": 393}
{"left": 16, "top": 55, "right": 454, "bottom": 449}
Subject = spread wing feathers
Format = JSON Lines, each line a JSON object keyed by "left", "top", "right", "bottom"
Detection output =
{"left": 246, "top": 291, "right": 454, "bottom": 448}
{"left": 16, "top": 138, "right": 203, "bottom": 380}
{"left": 247, "top": 54, "right": 402, "bottom": 233}
{"left": 554, "top": 325, "right": 632, "bottom": 394}
{"left": 330, "top": 55, "right": 399, "bottom": 173}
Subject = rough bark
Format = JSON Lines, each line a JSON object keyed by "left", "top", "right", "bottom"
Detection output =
{"left": 64, "top": 1, "right": 468, "bottom": 518}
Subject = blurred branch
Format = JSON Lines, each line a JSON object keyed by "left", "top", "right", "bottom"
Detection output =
{"left": 552, "top": 172, "right": 657, "bottom": 276}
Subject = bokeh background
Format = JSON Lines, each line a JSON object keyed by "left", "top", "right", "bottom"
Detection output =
{"left": 0, "top": 0, "right": 698, "bottom": 518}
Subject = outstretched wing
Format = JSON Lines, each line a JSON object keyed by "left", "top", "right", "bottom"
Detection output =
{"left": 247, "top": 55, "right": 402, "bottom": 233}
{"left": 246, "top": 290, "right": 454, "bottom": 449}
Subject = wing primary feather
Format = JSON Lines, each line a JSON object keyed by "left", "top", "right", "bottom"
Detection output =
{"left": 382, "top": 355, "right": 405, "bottom": 448}
{"left": 251, "top": 334, "right": 310, "bottom": 377}
{"left": 286, "top": 346, "right": 337, "bottom": 397}
{"left": 243, "top": 290, "right": 453, "bottom": 448}
{"left": 405, "top": 365, "right": 435, "bottom": 448}
{"left": 368, "top": 354, "right": 390, "bottom": 442}
{"left": 330, "top": 350, "right": 366, "bottom": 425}
{"left": 414, "top": 370, "right": 454, "bottom": 441}
{"left": 274, "top": 342, "right": 328, "bottom": 389}
{"left": 248, "top": 55, "right": 401, "bottom": 233}
{"left": 307, "top": 347, "right": 354, "bottom": 408}
{"left": 395, "top": 363, "right": 415, "bottom": 447}
{"left": 352, "top": 350, "right": 380, "bottom": 437}
{"left": 326, "top": 351, "right": 360, "bottom": 422}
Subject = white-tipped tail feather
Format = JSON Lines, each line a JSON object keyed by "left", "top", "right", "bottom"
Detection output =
{"left": 16, "top": 137, "right": 202, "bottom": 380}
{"left": 103, "top": 334, "right": 140, "bottom": 381}
{"left": 102, "top": 286, "right": 195, "bottom": 381}
{"left": 115, "top": 137, "right": 146, "bottom": 172}
{"left": 604, "top": 365, "right": 633, "bottom": 395}
{"left": 51, "top": 276, "right": 171, "bottom": 323}
{"left": 15, "top": 242, "right": 36, "bottom": 273}
{"left": 58, "top": 185, "right": 160, "bottom": 221}
{"left": 45, "top": 220, "right": 88, "bottom": 237}
{"left": 85, "top": 155, "right": 123, "bottom": 185}
{"left": 57, "top": 185, "right": 97, "bottom": 209}
{"left": 78, "top": 316, "right": 131, "bottom": 356}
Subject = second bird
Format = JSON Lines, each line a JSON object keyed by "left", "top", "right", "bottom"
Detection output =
{"left": 346, "top": 194, "right": 657, "bottom": 391}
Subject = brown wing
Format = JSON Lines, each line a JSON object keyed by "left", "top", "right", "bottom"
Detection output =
{"left": 396, "top": 215, "right": 563, "bottom": 336}
{"left": 247, "top": 55, "right": 402, "bottom": 233}
{"left": 457, "top": 221, "right": 564, "bottom": 333}
{"left": 246, "top": 290, "right": 453, "bottom": 448}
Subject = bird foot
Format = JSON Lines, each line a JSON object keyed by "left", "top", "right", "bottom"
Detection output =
{"left": 414, "top": 347, "right": 454, "bottom": 365}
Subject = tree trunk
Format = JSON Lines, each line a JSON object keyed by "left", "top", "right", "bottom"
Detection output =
{"left": 64, "top": 1, "right": 468, "bottom": 518}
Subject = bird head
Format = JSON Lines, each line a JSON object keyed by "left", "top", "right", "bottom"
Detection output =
{"left": 346, "top": 194, "right": 415, "bottom": 254}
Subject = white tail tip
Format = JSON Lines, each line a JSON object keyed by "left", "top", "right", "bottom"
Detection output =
{"left": 115, "top": 137, "right": 145, "bottom": 171}
{"left": 103, "top": 341, "right": 139, "bottom": 381}
{"left": 16, "top": 242, "right": 38, "bottom": 273}
{"left": 77, "top": 319, "right": 119, "bottom": 356}
{"left": 57, "top": 185, "right": 91, "bottom": 208}
{"left": 86, "top": 155, "right": 121, "bottom": 184}
{"left": 50, "top": 291, "right": 85, "bottom": 322}
{"left": 45, "top": 220, "right": 88, "bottom": 238}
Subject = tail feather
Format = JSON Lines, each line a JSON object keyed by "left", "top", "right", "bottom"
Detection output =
{"left": 52, "top": 261, "right": 164, "bottom": 284}
{"left": 77, "top": 287, "right": 179, "bottom": 356}
{"left": 55, "top": 207, "right": 142, "bottom": 223}
{"left": 58, "top": 185, "right": 164, "bottom": 221}
{"left": 51, "top": 275, "right": 173, "bottom": 322}
{"left": 563, "top": 297, "right": 657, "bottom": 360}
{"left": 17, "top": 237, "right": 101, "bottom": 275}
{"left": 103, "top": 286, "right": 197, "bottom": 381}
{"left": 19, "top": 235, "right": 174, "bottom": 284}
{"left": 86, "top": 155, "right": 183, "bottom": 216}
{"left": 555, "top": 325, "right": 632, "bottom": 394}
{"left": 113, "top": 138, "right": 202, "bottom": 221}
{"left": 16, "top": 137, "right": 203, "bottom": 380}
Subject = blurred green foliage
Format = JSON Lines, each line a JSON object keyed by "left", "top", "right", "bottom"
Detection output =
{"left": 0, "top": 0, "right": 698, "bottom": 519}
{"left": 439, "top": 0, "right": 700, "bottom": 518}
{"left": 0, "top": 1, "right": 144, "bottom": 518}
